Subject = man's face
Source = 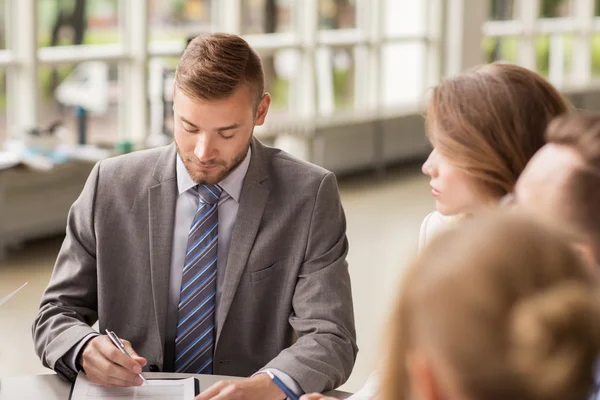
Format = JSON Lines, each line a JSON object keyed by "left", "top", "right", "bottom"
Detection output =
{"left": 173, "top": 85, "right": 270, "bottom": 185}
{"left": 515, "top": 144, "right": 583, "bottom": 224}
{"left": 514, "top": 144, "right": 595, "bottom": 265}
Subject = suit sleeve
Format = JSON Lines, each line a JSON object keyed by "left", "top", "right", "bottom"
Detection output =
{"left": 263, "top": 172, "right": 358, "bottom": 393}
{"left": 31, "top": 162, "right": 102, "bottom": 382}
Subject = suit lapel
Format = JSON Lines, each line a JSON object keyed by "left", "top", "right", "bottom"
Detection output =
{"left": 148, "top": 144, "right": 178, "bottom": 360}
{"left": 216, "top": 139, "right": 270, "bottom": 343}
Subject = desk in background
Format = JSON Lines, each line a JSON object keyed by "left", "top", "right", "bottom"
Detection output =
{"left": 0, "top": 372, "right": 352, "bottom": 399}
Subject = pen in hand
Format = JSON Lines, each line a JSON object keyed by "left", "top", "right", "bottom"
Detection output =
{"left": 105, "top": 329, "right": 148, "bottom": 386}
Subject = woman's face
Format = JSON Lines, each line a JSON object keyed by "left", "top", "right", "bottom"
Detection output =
{"left": 422, "top": 147, "right": 488, "bottom": 216}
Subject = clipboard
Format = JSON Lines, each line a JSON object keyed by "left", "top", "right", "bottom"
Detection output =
{"left": 68, "top": 375, "right": 200, "bottom": 399}
{"left": 155, "top": 377, "right": 200, "bottom": 395}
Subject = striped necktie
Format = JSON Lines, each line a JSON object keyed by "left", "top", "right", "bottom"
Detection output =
{"left": 174, "top": 184, "right": 222, "bottom": 373}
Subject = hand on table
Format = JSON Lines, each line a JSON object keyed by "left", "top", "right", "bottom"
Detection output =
{"left": 79, "top": 335, "right": 147, "bottom": 387}
{"left": 195, "top": 373, "right": 286, "bottom": 400}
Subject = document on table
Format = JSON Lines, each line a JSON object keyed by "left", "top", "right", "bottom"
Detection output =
{"left": 0, "top": 282, "right": 27, "bottom": 307}
{"left": 70, "top": 372, "right": 197, "bottom": 400}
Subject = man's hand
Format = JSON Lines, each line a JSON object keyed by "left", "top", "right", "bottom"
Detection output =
{"left": 300, "top": 395, "right": 337, "bottom": 400}
{"left": 195, "top": 373, "right": 286, "bottom": 400}
{"left": 79, "top": 335, "right": 147, "bottom": 387}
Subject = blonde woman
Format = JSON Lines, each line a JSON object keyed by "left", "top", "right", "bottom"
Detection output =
{"left": 419, "top": 63, "right": 569, "bottom": 248}
{"left": 380, "top": 211, "right": 600, "bottom": 400}
{"left": 303, "top": 211, "right": 600, "bottom": 400}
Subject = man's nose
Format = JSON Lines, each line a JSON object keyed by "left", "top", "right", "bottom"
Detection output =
{"left": 194, "top": 135, "right": 216, "bottom": 160}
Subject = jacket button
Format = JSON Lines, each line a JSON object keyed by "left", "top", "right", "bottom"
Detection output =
{"left": 149, "top": 364, "right": 159, "bottom": 372}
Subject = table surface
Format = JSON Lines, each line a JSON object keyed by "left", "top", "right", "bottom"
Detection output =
{"left": 0, "top": 372, "right": 352, "bottom": 399}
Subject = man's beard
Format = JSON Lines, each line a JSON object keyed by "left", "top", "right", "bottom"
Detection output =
{"left": 175, "top": 138, "right": 251, "bottom": 185}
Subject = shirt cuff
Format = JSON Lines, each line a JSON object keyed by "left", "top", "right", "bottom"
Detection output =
{"left": 256, "top": 368, "right": 303, "bottom": 399}
{"left": 63, "top": 332, "right": 100, "bottom": 372}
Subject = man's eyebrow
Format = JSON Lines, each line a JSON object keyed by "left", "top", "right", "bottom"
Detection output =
{"left": 217, "top": 123, "right": 240, "bottom": 132}
{"left": 180, "top": 116, "right": 199, "bottom": 129}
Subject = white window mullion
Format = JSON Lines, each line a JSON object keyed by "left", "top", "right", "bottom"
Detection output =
{"left": 292, "top": 0, "right": 317, "bottom": 118}
{"left": 215, "top": 0, "right": 241, "bottom": 34}
{"left": 353, "top": 0, "right": 375, "bottom": 110}
{"left": 6, "top": 0, "right": 38, "bottom": 141}
{"left": 119, "top": 0, "right": 149, "bottom": 146}
{"left": 368, "top": 0, "right": 383, "bottom": 111}
{"left": 516, "top": 0, "right": 540, "bottom": 70}
{"left": 425, "top": 0, "right": 444, "bottom": 90}
{"left": 571, "top": 0, "right": 594, "bottom": 86}
{"left": 444, "top": 0, "right": 489, "bottom": 75}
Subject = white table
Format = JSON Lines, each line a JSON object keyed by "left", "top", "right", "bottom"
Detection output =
{"left": 0, "top": 372, "right": 352, "bottom": 399}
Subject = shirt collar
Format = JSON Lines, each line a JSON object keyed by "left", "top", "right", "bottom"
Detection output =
{"left": 176, "top": 147, "right": 252, "bottom": 204}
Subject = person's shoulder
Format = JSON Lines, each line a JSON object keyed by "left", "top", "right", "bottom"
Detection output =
{"left": 100, "top": 145, "right": 170, "bottom": 172}
{"left": 95, "top": 144, "right": 174, "bottom": 190}
{"left": 419, "top": 211, "right": 459, "bottom": 250}
{"left": 260, "top": 143, "right": 333, "bottom": 187}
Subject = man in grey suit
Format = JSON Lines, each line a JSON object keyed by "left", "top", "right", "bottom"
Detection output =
{"left": 33, "top": 33, "right": 357, "bottom": 399}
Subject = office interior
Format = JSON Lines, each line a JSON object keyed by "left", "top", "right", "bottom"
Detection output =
{"left": 1, "top": 0, "right": 599, "bottom": 393}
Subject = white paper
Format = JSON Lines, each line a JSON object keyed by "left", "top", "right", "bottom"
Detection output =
{"left": 0, "top": 282, "right": 28, "bottom": 307}
{"left": 71, "top": 372, "right": 196, "bottom": 400}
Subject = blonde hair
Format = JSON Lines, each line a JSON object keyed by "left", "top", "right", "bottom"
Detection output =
{"left": 381, "top": 211, "right": 600, "bottom": 400}
{"left": 427, "top": 63, "right": 570, "bottom": 198}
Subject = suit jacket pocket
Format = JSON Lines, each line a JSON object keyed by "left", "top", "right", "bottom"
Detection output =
{"left": 250, "top": 258, "right": 287, "bottom": 283}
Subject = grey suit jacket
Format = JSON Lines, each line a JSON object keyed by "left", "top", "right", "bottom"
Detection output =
{"left": 32, "top": 138, "right": 357, "bottom": 393}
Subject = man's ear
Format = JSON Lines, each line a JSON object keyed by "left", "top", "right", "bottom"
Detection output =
{"left": 254, "top": 93, "right": 271, "bottom": 126}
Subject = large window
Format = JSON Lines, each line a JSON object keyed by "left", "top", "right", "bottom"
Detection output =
{"left": 1, "top": 0, "right": 444, "bottom": 149}
{"left": 483, "top": 0, "right": 598, "bottom": 87}
{"left": 38, "top": 0, "right": 120, "bottom": 47}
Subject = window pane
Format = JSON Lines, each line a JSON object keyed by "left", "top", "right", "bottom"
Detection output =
{"left": 316, "top": 47, "right": 355, "bottom": 113}
{"left": 384, "top": 0, "right": 427, "bottom": 37}
{"left": 149, "top": 0, "right": 212, "bottom": 42}
{"left": 592, "top": 33, "right": 600, "bottom": 77}
{"left": 483, "top": 36, "right": 518, "bottom": 63}
{"left": 241, "top": 0, "right": 293, "bottom": 34}
{"left": 539, "top": 0, "right": 571, "bottom": 18}
{"left": 319, "top": 0, "right": 356, "bottom": 30}
{"left": 262, "top": 50, "right": 295, "bottom": 112}
{"left": 148, "top": 57, "right": 179, "bottom": 139}
{"left": 0, "top": 69, "right": 6, "bottom": 143}
{"left": 381, "top": 42, "right": 425, "bottom": 106}
{"left": 0, "top": 0, "right": 5, "bottom": 50}
{"left": 38, "top": 0, "right": 120, "bottom": 47}
{"left": 38, "top": 63, "right": 120, "bottom": 147}
{"left": 489, "top": 0, "right": 515, "bottom": 20}
{"left": 543, "top": 34, "right": 573, "bottom": 84}
{"left": 0, "top": 1, "right": 6, "bottom": 142}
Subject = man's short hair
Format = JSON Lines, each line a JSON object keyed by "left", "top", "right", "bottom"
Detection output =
{"left": 545, "top": 113, "right": 600, "bottom": 259}
{"left": 175, "top": 33, "right": 265, "bottom": 108}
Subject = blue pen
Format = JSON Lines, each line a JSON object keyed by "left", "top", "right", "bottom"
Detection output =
{"left": 266, "top": 370, "right": 301, "bottom": 400}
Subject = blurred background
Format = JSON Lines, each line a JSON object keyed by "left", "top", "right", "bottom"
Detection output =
{"left": 1, "top": 0, "right": 600, "bottom": 394}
